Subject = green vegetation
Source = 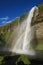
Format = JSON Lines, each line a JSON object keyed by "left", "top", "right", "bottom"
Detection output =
{"left": 0, "top": 56, "right": 4, "bottom": 64}
{"left": 38, "top": 3, "right": 43, "bottom": 15}
{"left": 36, "top": 38, "right": 43, "bottom": 50}
{"left": 0, "top": 3, "right": 43, "bottom": 65}
{"left": 20, "top": 55, "right": 30, "bottom": 64}
{"left": 16, "top": 55, "right": 30, "bottom": 65}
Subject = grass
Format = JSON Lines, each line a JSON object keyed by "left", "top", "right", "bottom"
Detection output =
{"left": 0, "top": 56, "right": 4, "bottom": 64}
{"left": 30, "top": 38, "right": 43, "bottom": 50}
{"left": 36, "top": 38, "right": 43, "bottom": 50}
{"left": 36, "top": 43, "right": 43, "bottom": 50}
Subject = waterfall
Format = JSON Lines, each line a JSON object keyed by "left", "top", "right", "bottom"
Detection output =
{"left": 23, "top": 6, "right": 38, "bottom": 50}
{"left": 9, "top": 6, "right": 38, "bottom": 55}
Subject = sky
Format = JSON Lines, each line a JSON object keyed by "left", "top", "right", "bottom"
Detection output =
{"left": 0, "top": 0, "right": 43, "bottom": 25}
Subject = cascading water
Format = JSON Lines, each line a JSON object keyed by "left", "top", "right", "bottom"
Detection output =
{"left": 9, "top": 6, "right": 38, "bottom": 55}
{"left": 23, "top": 6, "right": 38, "bottom": 50}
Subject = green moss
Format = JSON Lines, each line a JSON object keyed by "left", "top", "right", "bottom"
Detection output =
{"left": 20, "top": 55, "right": 30, "bottom": 64}
{"left": 0, "top": 56, "right": 4, "bottom": 64}
{"left": 36, "top": 38, "right": 43, "bottom": 50}
{"left": 38, "top": 3, "right": 43, "bottom": 15}
{"left": 16, "top": 55, "right": 30, "bottom": 65}
{"left": 4, "top": 32, "right": 11, "bottom": 41}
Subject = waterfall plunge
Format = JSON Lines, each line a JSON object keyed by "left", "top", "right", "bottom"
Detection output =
{"left": 9, "top": 6, "right": 38, "bottom": 55}
{"left": 23, "top": 6, "right": 38, "bottom": 50}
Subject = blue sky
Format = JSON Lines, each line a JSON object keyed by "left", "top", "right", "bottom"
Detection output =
{"left": 0, "top": 0, "right": 43, "bottom": 25}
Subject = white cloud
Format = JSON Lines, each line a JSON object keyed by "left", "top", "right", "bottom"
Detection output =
{"left": 2, "top": 21, "right": 6, "bottom": 23}
{"left": 2, "top": 20, "right": 12, "bottom": 24}
{"left": 6, "top": 20, "right": 11, "bottom": 23}
{"left": 2, "top": 21, "right": 5, "bottom": 23}
{"left": 0, "top": 16, "right": 9, "bottom": 20}
{"left": 16, "top": 17, "right": 19, "bottom": 18}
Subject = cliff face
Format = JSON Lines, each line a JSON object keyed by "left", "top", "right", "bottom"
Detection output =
{"left": 0, "top": 3, "right": 43, "bottom": 50}
{"left": 35, "top": 4, "right": 43, "bottom": 39}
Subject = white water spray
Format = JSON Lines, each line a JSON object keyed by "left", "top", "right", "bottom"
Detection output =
{"left": 9, "top": 6, "right": 38, "bottom": 55}
{"left": 23, "top": 6, "right": 38, "bottom": 50}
